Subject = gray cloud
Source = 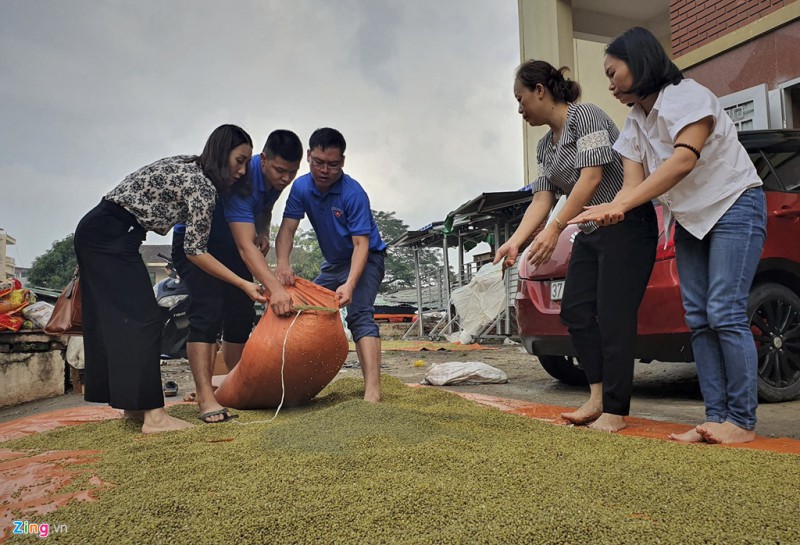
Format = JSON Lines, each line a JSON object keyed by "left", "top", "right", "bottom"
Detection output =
{"left": 0, "top": 0, "right": 523, "bottom": 267}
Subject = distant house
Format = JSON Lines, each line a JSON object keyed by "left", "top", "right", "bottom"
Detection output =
{"left": 14, "top": 266, "right": 30, "bottom": 287}
{"left": 0, "top": 229, "right": 16, "bottom": 280}
{"left": 139, "top": 244, "right": 172, "bottom": 285}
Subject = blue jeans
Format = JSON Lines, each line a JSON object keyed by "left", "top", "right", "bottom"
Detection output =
{"left": 314, "top": 251, "right": 385, "bottom": 341}
{"left": 674, "top": 187, "right": 766, "bottom": 430}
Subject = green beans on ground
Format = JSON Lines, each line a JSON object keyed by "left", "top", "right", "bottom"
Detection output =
{"left": 3, "top": 376, "right": 798, "bottom": 545}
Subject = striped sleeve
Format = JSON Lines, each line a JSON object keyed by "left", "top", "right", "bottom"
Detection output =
{"left": 572, "top": 104, "right": 619, "bottom": 169}
{"left": 530, "top": 138, "right": 560, "bottom": 195}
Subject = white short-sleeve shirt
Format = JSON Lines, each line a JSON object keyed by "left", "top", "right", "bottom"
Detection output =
{"left": 613, "top": 79, "right": 761, "bottom": 239}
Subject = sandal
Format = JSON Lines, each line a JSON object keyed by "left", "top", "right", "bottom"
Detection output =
{"left": 163, "top": 380, "right": 179, "bottom": 397}
{"left": 198, "top": 407, "right": 239, "bottom": 424}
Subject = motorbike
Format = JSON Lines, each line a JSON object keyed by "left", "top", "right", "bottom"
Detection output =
{"left": 154, "top": 253, "right": 190, "bottom": 359}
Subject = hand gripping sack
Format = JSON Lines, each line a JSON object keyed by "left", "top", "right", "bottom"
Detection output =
{"left": 215, "top": 278, "right": 349, "bottom": 409}
{"left": 44, "top": 268, "right": 82, "bottom": 335}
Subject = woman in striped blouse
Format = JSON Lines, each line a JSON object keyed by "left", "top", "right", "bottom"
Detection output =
{"left": 495, "top": 60, "right": 658, "bottom": 432}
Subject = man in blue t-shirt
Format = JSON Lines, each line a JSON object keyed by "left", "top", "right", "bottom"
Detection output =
{"left": 276, "top": 128, "right": 386, "bottom": 402}
{"left": 173, "top": 129, "right": 302, "bottom": 422}
{"left": 225, "top": 130, "right": 302, "bottom": 310}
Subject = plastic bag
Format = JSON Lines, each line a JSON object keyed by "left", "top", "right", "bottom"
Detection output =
{"left": 422, "top": 361, "right": 509, "bottom": 386}
{"left": 0, "top": 288, "right": 31, "bottom": 314}
{"left": 0, "top": 278, "right": 20, "bottom": 298}
{"left": 23, "top": 302, "right": 55, "bottom": 329}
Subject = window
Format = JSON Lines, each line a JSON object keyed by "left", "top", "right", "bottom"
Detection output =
{"left": 777, "top": 76, "right": 800, "bottom": 129}
{"left": 720, "top": 84, "right": 769, "bottom": 130}
{"left": 749, "top": 152, "right": 781, "bottom": 191}
{"left": 769, "top": 151, "right": 800, "bottom": 192}
{"left": 726, "top": 101, "right": 756, "bottom": 131}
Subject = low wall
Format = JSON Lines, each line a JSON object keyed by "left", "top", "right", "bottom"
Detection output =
{"left": 0, "top": 332, "right": 67, "bottom": 407}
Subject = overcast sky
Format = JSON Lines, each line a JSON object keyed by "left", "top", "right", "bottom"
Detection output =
{"left": 1, "top": 0, "right": 524, "bottom": 268}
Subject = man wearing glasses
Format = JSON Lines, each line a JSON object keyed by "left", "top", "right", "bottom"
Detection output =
{"left": 276, "top": 127, "right": 386, "bottom": 402}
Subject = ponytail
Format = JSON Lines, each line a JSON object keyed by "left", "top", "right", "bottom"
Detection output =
{"left": 516, "top": 60, "right": 581, "bottom": 104}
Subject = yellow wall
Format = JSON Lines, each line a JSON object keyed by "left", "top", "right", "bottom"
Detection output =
{"left": 517, "top": 0, "right": 573, "bottom": 185}
{"left": 572, "top": 39, "right": 630, "bottom": 130}
{"left": 517, "top": 0, "right": 636, "bottom": 186}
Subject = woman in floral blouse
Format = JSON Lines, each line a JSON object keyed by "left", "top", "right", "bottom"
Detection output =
{"left": 495, "top": 60, "right": 657, "bottom": 433}
{"left": 74, "top": 124, "right": 266, "bottom": 434}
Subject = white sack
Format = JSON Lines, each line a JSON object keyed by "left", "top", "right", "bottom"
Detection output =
{"left": 422, "top": 361, "right": 508, "bottom": 386}
{"left": 66, "top": 336, "right": 85, "bottom": 369}
{"left": 450, "top": 262, "right": 507, "bottom": 337}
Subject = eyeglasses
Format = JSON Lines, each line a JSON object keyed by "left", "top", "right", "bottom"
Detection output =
{"left": 309, "top": 157, "right": 342, "bottom": 172}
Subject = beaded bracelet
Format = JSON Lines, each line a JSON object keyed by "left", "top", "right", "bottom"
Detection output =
{"left": 674, "top": 142, "right": 701, "bottom": 159}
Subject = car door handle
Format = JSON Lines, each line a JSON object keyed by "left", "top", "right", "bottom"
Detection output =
{"left": 771, "top": 208, "right": 800, "bottom": 218}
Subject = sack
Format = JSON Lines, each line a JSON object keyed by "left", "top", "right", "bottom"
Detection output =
{"left": 215, "top": 278, "right": 349, "bottom": 409}
{"left": 22, "top": 301, "right": 55, "bottom": 329}
{"left": 44, "top": 268, "right": 82, "bottom": 335}
{"left": 422, "top": 361, "right": 508, "bottom": 386}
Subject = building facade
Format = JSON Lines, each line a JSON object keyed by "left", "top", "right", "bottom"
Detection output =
{"left": 0, "top": 229, "right": 16, "bottom": 280}
{"left": 517, "top": 0, "right": 800, "bottom": 183}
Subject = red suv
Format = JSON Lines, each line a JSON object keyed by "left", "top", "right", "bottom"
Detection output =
{"left": 515, "top": 130, "right": 800, "bottom": 402}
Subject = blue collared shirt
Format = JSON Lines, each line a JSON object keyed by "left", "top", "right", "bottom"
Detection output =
{"left": 223, "top": 155, "right": 282, "bottom": 224}
{"left": 283, "top": 172, "right": 386, "bottom": 264}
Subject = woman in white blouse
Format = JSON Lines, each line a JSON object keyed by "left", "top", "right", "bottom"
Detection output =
{"left": 573, "top": 27, "right": 766, "bottom": 444}
{"left": 74, "top": 125, "right": 272, "bottom": 434}
{"left": 496, "top": 60, "right": 658, "bottom": 433}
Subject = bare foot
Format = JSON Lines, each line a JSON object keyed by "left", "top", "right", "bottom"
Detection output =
{"left": 696, "top": 421, "right": 756, "bottom": 444}
{"left": 588, "top": 413, "right": 627, "bottom": 433}
{"left": 141, "top": 408, "right": 193, "bottom": 434}
{"left": 183, "top": 392, "right": 197, "bottom": 403}
{"left": 561, "top": 400, "right": 602, "bottom": 425}
{"left": 668, "top": 427, "right": 706, "bottom": 443}
{"left": 363, "top": 390, "right": 381, "bottom": 403}
{"left": 123, "top": 410, "right": 144, "bottom": 421}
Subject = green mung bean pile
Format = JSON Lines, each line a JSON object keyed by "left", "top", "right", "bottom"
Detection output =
{"left": 4, "top": 376, "right": 799, "bottom": 545}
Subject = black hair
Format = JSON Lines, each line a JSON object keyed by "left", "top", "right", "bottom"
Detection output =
{"left": 263, "top": 129, "right": 303, "bottom": 162}
{"left": 515, "top": 60, "right": 581, "bottom": 103}
{"left": 308, "top": 127, "right": 346, "bottom": 154}
{"left": 191, "top": 124, "right": 253, "bottom": 193}
{"left": 605, "top": 27, "right": 683, "bottom": 98}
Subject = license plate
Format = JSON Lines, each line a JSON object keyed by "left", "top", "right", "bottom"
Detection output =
{"left": 550, "top": 280, "right": 565, "bottom": 302}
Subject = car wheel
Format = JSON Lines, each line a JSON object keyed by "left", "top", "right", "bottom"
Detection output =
{"left": 749, "top": 282, "right": 800, "bottom": 403}
{"left": 537, "top": 355, "right": 588, "bottom": 386}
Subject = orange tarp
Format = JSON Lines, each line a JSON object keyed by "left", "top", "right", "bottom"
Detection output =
{"left": 448, "top": 390, "right": 800, "bottom": 456}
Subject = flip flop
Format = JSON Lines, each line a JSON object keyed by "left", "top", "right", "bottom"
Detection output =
{"left": 198, "top": 408, "right": 239, "bottom": 424}
{"left": 163, "top": 380, "right": 179, "bottom": 397}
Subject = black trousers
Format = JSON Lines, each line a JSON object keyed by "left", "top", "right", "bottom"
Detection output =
{"left": 74, "top": 199, "right": 164, "bottom": 410}
{"left": 560, "top": 202, "right": 657, "bottom": 415}
{"left": 172, "top": 229, "right": 254, "bottom": 344}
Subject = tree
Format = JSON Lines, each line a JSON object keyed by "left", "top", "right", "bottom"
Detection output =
{"left": 265, "top": 224, "right": 323, "bottom": 280}
{"left": 266, "top": 211, "right": 442, "bottom": 293}
{"left": 28, "top": 234, "right": 78, "bottom": 290}
{"left": 373, "top": 210, "right": 442, "bottom": 293}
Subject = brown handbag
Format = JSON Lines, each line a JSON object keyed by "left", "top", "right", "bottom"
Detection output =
{"left": 44, "top": 267, "right": 82, "bottom": 335}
